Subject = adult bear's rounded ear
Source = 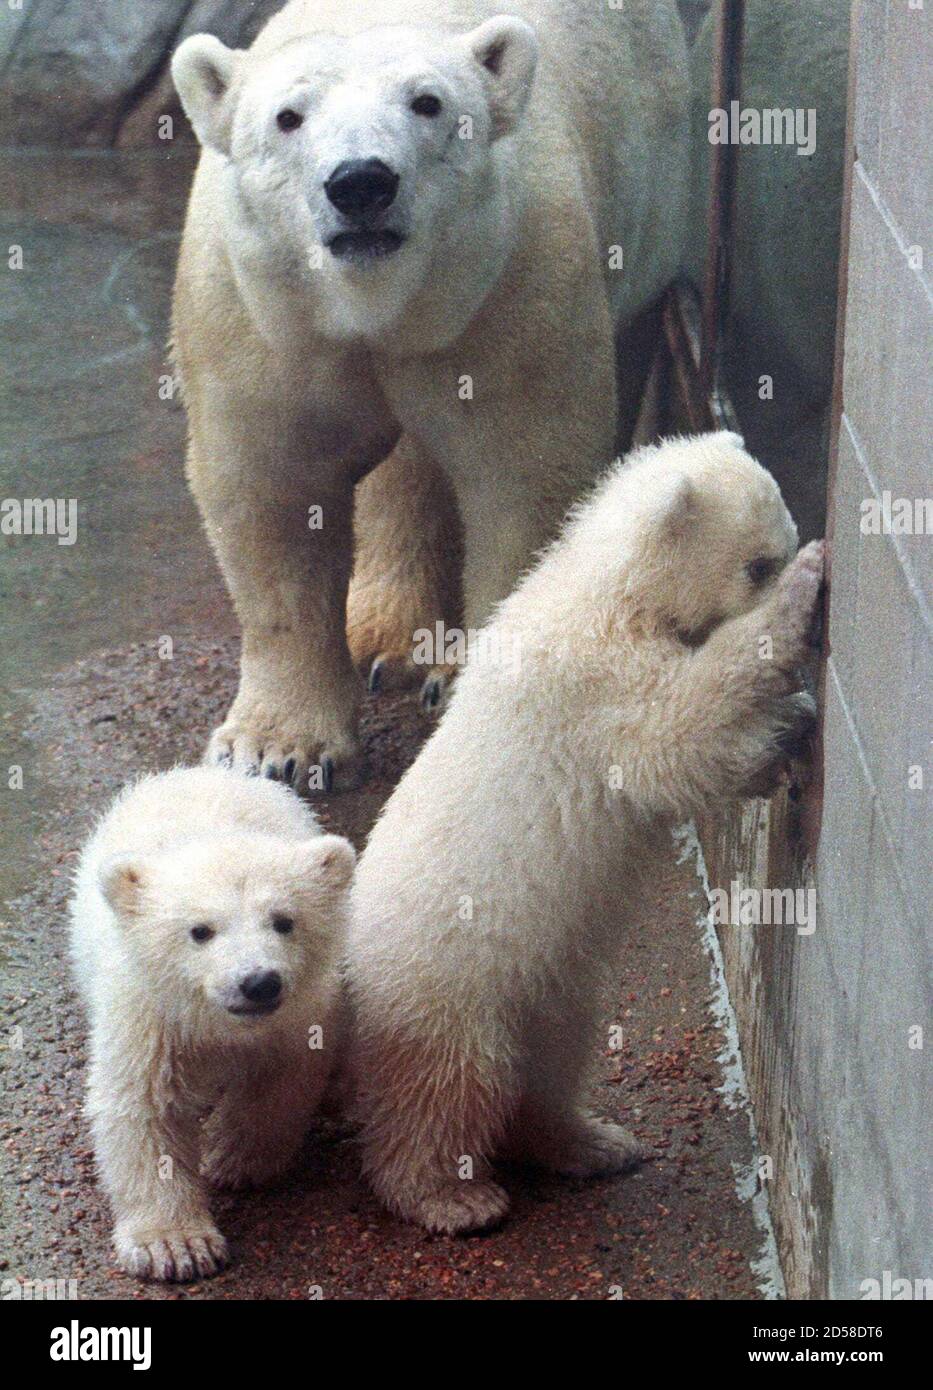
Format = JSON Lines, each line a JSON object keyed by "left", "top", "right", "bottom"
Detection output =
{"left": 465, "top": 15, "right": 539, "bottom": 140}
{"left": 172, "top": 34, "right": 243, "bottom": 155}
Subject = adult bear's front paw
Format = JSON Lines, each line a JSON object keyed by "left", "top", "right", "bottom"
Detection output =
{"left": 206, "top": 689, "right": 364, "bottom": 794}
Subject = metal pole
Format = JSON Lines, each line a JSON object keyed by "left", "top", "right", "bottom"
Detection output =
{"left": 699, "top": 0, "right": 747, "bottom": 403}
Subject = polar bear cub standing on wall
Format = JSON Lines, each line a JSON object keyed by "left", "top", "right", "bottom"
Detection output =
{"left": 70, "top": 767, "right": 355, "bottom": 1281}
{"left": 348, "top": 432, "right": 825, "bottom": 1235}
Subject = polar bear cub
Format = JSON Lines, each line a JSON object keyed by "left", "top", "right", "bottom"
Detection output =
{"left": 347, "top": 432, "right": 825, "bottom": 1235}
{"left": 70, "top": 766, "right": 355, "bottom": 1281}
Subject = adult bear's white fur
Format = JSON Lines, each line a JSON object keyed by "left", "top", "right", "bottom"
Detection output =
{"left": 346, "top": 433, "right": 825, "bottom": 1234}
{"left": 70, "top": 766, "right": 355, "bottom": 1281}
{"left": 170, "top": 0, "right": 689, "bottom": 791}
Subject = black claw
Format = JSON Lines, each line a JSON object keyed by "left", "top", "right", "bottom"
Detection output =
{"left": 368, "top": 659, "right": 383, "bottom": 695}
{"left": 283, "top": 757, "right": 297, "bottom": 785}
{"left": 264, "top": 763, "right": 280, "bottom": 780}
{"left": 216, "top": 749, "right": 233, "bottom": 769}
{"left": 322, "top": 756, "right": 334, "bottom": 794}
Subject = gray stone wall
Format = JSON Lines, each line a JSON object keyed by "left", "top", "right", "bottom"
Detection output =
{"left": 0, "top": 1, "right": 710, "bottom": 149}
{"left": 0, "top": 0, "right": 282, "bottom": 148}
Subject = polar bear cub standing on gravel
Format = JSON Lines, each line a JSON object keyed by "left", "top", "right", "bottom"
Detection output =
{"left": 70, "top": 767, "right": 355, "bottom": 1281}
{"left": 347, "top": 432, "right": 825, "bottom": 1235}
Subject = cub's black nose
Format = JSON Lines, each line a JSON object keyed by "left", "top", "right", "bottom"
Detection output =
{"left": 239, "top": 970, "right": 282, "bottom": 1004}
{"left": 324, "top": 159, "right": 399, "bottom": 218}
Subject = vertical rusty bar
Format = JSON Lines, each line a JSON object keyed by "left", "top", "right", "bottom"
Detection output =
{"left": 699, "top": 0, "right": 747, "bottom": 403}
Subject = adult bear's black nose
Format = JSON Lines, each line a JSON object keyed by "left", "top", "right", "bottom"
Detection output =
{"left": 324, "top": 159, "right": 400, "bottom": 218}
{"left": 238, "top": 969, "right": 282, "bottom": 1005}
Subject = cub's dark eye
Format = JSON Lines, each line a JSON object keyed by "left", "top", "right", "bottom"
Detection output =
{"left": 272, "top": 914, "right": 295, "bottom": 935}
{"left": 746, "top": 556, "right": 777, "bottom": 586}
{"left": 190, "top": 924, "right": 214, "bottom": 943}
{"left": 411, "top": 94, "right": 443, "bottom": 118}
{"left": 277, "top": 108, "right": 303, "bottom": 132}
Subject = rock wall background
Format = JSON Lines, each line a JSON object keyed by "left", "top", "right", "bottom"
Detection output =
{"left": 0, "top": 1, "right": 281, "bottom": 148}
{"left": 1, "top": 0, "right": 711, "bottom": 149}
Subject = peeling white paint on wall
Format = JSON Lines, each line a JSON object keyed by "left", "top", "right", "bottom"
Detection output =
{"left": 673, "top": 822, "right": 787, "bottom": 1301}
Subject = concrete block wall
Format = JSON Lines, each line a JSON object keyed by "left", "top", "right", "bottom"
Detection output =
{"left": 814, "top": 0, "right": 932, "bottom": 1298}
{"left": 703, "top": 0, "right": 932, "bottom": 1300}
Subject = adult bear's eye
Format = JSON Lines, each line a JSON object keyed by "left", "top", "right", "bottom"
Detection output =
{"left": 272, "top": 914, "right": 295, "bottom": 935}
{"left": 190, "top": 924, "right": 214, "bottom": 943}
{"left": 411, "top": 94, "right": 443, "bottom": 118}
{"left": 277, "top": 108, "right": 303, "bottom": 132}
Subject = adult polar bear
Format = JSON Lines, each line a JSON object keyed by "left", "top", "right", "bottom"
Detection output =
{"left": 172, "top": 0, "right": 688, "bottom": 790}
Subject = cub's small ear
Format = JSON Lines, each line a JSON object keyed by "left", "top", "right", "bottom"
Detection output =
{"left": 653, "top": 474, "right": 698, "bottom": 539}
{"left": 297, "top": 835, "right": 357, "bottom": 894}
{"left": 465, "top": 15, "right": 539, "bottom": 140}
{"left": 99, "top": 856, "right": 147, "bottom": 916}
{"left": 172, "top": 34, "right": 242, "bottom": 154}
{"left": 714, "top": 429, "right": 745, "bottom": 450}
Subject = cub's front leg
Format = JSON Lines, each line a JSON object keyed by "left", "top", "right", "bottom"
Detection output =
{"left": 187, "top": 403, "right": 368, "bottom": 793}
{"left": 665, "top": 540, "right": 826, "bottom": 811}
{"left": 202, "top": 1039, "right": 336, "bottom": 1191}
{"left": 720, "top": 539, "right": 825, "bottom": 799}
{"left": 87, "top": 1032, "right": 227, "bottom": 1283}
